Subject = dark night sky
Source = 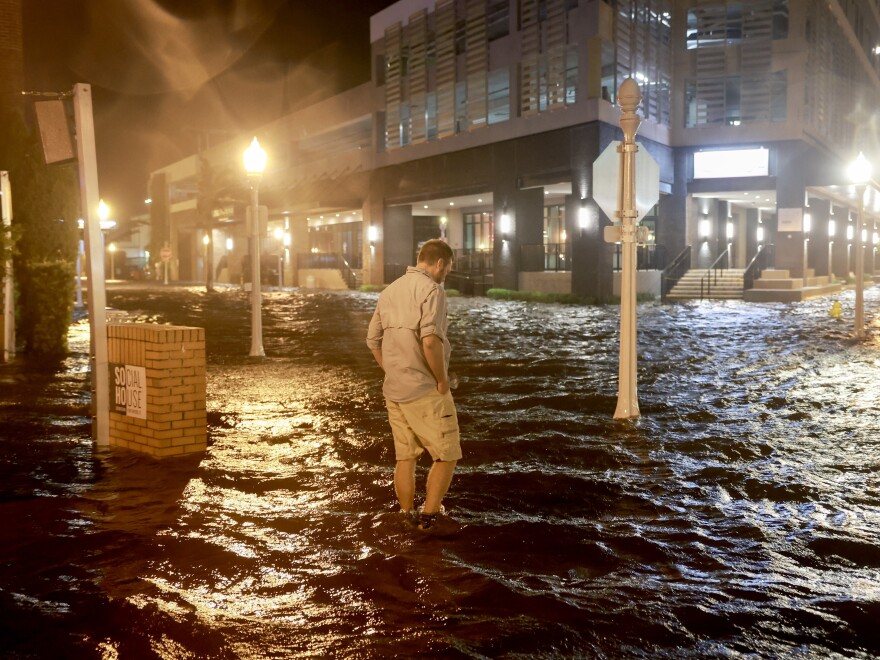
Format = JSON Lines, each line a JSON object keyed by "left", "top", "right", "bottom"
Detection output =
{"left": 22, "top": 0, "right": 392, "bottom": 222}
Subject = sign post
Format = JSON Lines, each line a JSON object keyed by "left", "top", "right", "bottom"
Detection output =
{"left": 593, "top": 79, "right": 656, "bottom": 420}
{"left": 1, "top": 172, "right": 14, "bottom": 362}
{"left": 72, "top": 83, "right": 110, "bottom": 445}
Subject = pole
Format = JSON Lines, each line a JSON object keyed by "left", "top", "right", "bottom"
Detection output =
{"left": 614, "top": 79, "right": 642, "bottom": 420}
{"left": 855, "top": 184, "right": 865, "bottom": 337}
{"left": 72, "top": 83, "right": 110, "bottom": 446}
{"left": 1, "top": 172, "right": 15, "bottom": 361}
{"left": 249, "top": 180, "right": 265, "bottom": 356}
{"left": 75, "top": 238, "right": 83, "bottom": 307}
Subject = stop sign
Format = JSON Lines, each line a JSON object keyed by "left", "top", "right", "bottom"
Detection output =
{"left": 592, "top": 141, "right": 660, "bottom": 222}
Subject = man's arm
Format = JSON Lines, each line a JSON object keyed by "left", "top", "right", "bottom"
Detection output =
{"left": 422, "top": 334, "right": 448, "bottom": 394}
{"left": 370, "top": 347, "right": 384, "bottom": 370}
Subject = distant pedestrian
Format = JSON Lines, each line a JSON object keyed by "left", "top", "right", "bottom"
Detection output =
{"left": 366, "top": 239, "right": 460, "bottom": 530}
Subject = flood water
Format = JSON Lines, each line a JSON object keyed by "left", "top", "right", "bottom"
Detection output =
{"left": 2, "top": 282, "right": 880, "bottom": 658}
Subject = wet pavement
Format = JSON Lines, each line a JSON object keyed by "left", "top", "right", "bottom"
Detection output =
{"left": 2, "top": 281, "right": 880, "bottom": 658}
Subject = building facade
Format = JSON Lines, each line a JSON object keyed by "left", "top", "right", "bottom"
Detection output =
{"left": 148, "top": 0, "right": 880, "bottom": 298}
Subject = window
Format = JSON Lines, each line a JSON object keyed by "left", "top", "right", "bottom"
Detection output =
{"left": 488, "top": 68, "right": 510, "bottom": 124}
{"left": 464, "top": 212, "right": 494, "bottom": 252}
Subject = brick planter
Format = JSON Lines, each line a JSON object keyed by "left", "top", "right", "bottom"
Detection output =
{"left": 106, "top": 324, "right": 207, "bottom": 457}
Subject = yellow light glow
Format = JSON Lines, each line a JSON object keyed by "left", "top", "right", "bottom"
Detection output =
{"left": 203, "top": 234, "right": 210, "bottom": 246}
{"left": 848, "top": 152, "right": 873, "bottom": 185}
{"left": 108, "top": 243, "right": 116, "bottom": 252}
{"left": 243, "top": 137, "right": 267, "bottom": 175}
{"left": 97, "top": 199, "right": 110, "bottom": 221}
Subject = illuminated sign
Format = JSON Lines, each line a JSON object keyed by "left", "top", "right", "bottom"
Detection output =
{"left": 694, "top": 148, "right": 769, "bottom": 179}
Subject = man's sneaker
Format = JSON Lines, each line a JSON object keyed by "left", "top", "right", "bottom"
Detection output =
{"left": 417, "top": 512, "right": 439, "bottom": 530}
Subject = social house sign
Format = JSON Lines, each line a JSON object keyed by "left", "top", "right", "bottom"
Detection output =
{"left": 109, "top": 363, "right": 147, "bottom": 419}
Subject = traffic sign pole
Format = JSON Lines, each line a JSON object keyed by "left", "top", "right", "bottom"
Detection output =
{"left": 614, "top": 79, "right": 642, "bottom": 420}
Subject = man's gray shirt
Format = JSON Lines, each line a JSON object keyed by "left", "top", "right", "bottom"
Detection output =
{"left": 366, "top": 266, "right": 451, "bottom": 403}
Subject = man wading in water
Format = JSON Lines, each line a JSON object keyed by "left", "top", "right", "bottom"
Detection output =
{"left": 366, "top": 239, "right": 461, "bottom": 530}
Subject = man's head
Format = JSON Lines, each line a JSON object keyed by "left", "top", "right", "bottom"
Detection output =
{"left": 417, "top": 239, "right": 454, "bottom": 284}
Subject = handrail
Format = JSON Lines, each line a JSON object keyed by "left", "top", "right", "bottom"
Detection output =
{"left": 661, "top": 245, "right": 691, "bottom": 300}
{"left": 340, "top": 256, "right": 357, "bottom": 290}
{"left": 700, "top": 248, "right": 729, "bottom": 299}
{"left": 743, "top": 243, "right": 774, "bottom": 291}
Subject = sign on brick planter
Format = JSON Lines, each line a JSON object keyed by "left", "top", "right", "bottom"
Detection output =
{"left": 106, "top": 324, "right": 207, "bottom": 457}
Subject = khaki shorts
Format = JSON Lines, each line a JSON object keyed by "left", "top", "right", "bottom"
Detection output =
{"left": 386, "top": 390, "right": 462, "bottom": 462}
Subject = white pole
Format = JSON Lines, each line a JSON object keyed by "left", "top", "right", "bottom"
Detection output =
{"left": 614, "top": 79, "right": 642, "bottom": 420}
{"left": 1, "top": 171, "right": 15, "bottom": 361}
{"left": 249, "top": 183, "right": 265, "bottom": 356}
{"left": 855, "top": 184, "right": 866, "bottom": 337}
{"left": 75, "top": 238, "right": 83, "bottom": 308}
{"left": 72, "top": 83, "right": 110, "bottom": 446}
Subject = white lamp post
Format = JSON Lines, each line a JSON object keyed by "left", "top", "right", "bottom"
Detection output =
{"left": 244, "top": 137, "right": 267, "bottom": 357}
{"left": 202, "top": 233, "right": 211, "bottom": 291}
{"left": 847, "top": 152, "right": 872, "bottom": 337}
{"left": 108, "top": 243, "right": 116, "bottom": 281}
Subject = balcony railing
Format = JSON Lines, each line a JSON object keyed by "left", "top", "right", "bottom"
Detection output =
{"left": 520, "top": 243, "right": 572, "bottom": 272}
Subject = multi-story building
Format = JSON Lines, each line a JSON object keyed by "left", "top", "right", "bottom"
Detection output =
{"left": 148, "top": 0, "right": 880, "bottom": 299}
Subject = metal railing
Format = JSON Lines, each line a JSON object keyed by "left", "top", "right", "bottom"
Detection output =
{"left": 453, "top": 249, "right": 493, "bottom": 275}
{"left": 519, "top": 243, "right": 572, "bottom": 272}
{"left": 612, "top": 244, "right": 667, "bottom": 272}
{"left": 743, "top": 243, "right": 774, "bottom": 291}
{"left": 297, "top": 252, "right": 359, "bottom": 289}
{"left": 661, "top": 245, "right": 691, "bottom": 300}
{"left": 700, "top": 248, "right": 730, "bottom": 299}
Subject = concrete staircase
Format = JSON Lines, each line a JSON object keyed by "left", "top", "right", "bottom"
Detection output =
{"left": 743, "top": 268, "right": 842, "bottom": 302}
{"left": 666, "top": 268, "right": 745, "bottom": 301}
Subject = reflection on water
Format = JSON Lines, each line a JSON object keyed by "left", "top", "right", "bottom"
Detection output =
{"left": 1, "top": 284, "right": 880, "bottom": 657}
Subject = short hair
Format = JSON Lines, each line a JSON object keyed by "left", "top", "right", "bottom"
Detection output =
{"left": 417, "top": 238, "right": 453, "bottom": 266}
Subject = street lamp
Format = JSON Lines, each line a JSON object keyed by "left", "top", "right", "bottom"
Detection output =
{"left": 243, "top": 137, "right": 266, "bottom": 357}
{"left": 202, "top": 234, "right": 212, "bottom": 292}
{"left": 847, "top": 151, "right": 872, "bottom": 337}
{"left": 108, "top": 243, "right": 116, "bottom": 281}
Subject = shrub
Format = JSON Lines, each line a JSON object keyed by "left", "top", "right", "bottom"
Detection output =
{"left": 17, "top": 259, "right": 75, "bottom": 359}
{"left": 486, "top": 288, "right": 596, "bottom": 305}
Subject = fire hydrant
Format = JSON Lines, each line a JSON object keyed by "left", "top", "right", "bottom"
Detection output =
{"left": 829, "top": 300, "right": 842, "bottom": 319}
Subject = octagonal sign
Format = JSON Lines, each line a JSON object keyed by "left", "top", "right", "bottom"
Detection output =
{"left": 592, "top": 141, "right": 660, "bottom": 222}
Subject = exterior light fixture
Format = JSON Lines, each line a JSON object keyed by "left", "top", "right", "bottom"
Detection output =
{"left": 561, "top": 229, "right": 567, "bottom": 242}
{"left": 273, "top": 227, "right": 284, "bottom": 240}
{"left": 578, "top": 206, "right": 588, "bottom": 229}
{"left": 243, "top": 137, "right": 267, "bottom": 175}
{"left": 500, "top": 212, "right": 511, "bottom": 236}
{"left": 803, "top": 213, "right": 811, "bottom": 233}
{"left": 757, "top": 226, "right": 764, "bottom": 243}
{"left": 726, "top": 221, "right": 734, "bottom": 239}
{"left": 847, "top": 225, "right": 855, "bottom": 241}
{"left": 202, "top": 234, "right": 210, "bottom": 246}
{"left": 368, "top": 225, "right": 378, "bottom": 244}
{"left": 226, "top": 238, "right": 234, "bottom": 251}
{"left": 862, "top": 228, "right": 868, "bottom": 242}
{"left": 699, "top": 218, "right": 711, "bottom": 239}
{"left": 828, "top": 220, "right": 836, "bottom": 237}
{"left": 874, "top": 231, "right": 879, "bottom": 245}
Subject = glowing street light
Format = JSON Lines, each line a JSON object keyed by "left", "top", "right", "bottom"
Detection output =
{"left": 847, "top": 151, "right": 872, "bottom": 338}
{"left": 243, "top": 137, "right": 266, "bottom": 357}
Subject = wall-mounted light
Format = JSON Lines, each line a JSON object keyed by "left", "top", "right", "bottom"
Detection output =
{"left": 757, "top": 226, "right": 765, "bottom": 243}
{"left": 226, "top": 238, "right": 234, "bottom": 251}
{"left": 862, "top": 228, "right": 868, "bottom": 242}
{"left": 803, "top": 212, "right": 811, "bottom": 233}
{"left": 873, "top": 231, "right": 879, "bottom": 245}
{"left": 828, "top": 220, "right": 836, "bottom": 237}
{"left": 500, "top": 212, "right": 511, "bottom": 236}
{"left": 283, "top": 234, "right": 291, "bottom": 247}
{"left": 202, "top": 234, "right": 210, "bottom": 246}
{"left": 699, "top": 218, "right": 711, "bottom": 239}
{"left": 273, "top": 227, "right": 284, "bottom": 240}
{"left": 726, "top": 221, "right": 734, "bottom": 240}
{"left": 561, "top": 229, "right": 567, "bottom": 242}
{"left": 368, "top": 225, "right": 379, "bottom": 245}
{"left": 578, "top": 206, "right": 588, "bottom": 229}
{"left": 847, "top": 225, "right": 855, "bottom": 241}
